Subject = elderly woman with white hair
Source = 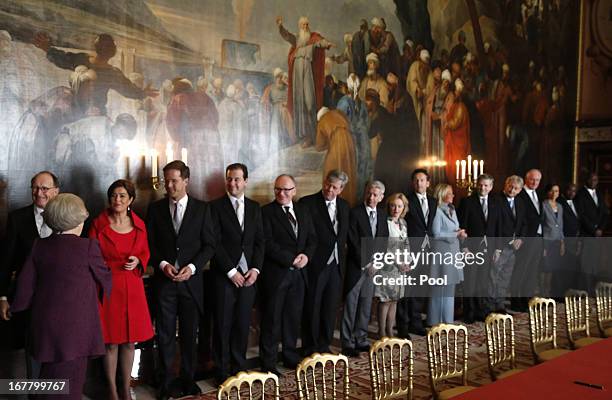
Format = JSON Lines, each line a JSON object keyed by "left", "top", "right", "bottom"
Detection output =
{"left": 11, "top": 193, "right": 112, "bottom": 400}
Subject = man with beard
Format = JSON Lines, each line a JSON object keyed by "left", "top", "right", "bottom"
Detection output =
{"left": 218, "top": 84, "right": 247, "bottom": 166}
{"left": 374, "top": 73, "right": 420, "bottom": 195}
{"left": 277, "top": 16, "right": 332, "bottom": 148}
{"left": 369, "top": 17, "right": 401, "bottom": 81}
{"left": 166, "top": 77, "right": 224, "bottom": 199}
{"left": 422, "top": 64, "right": 451, "bottom": 178}
{"left": 450, "top": 30, "right": 469, "bottom": 65}
{"left": 331, "top": 33, "right": 355, "bottom": 76}
{"left": 262, "top": 68, "right": 295, "bottom": 151}
{"left": 351, "top": 19, "right": 371, "bottom": 80}
{"left": 443, "top": 79, "right": 471, "bottom": 186}
{"left": 406, "top": 49, "right": 431, "bottom": 124}
{"left": 358, "top": 53, "right": 390, "bottom": 109}
{"left": 400, "top": 40, "right": 415, "bottom": 83}
{"left": 365, "top": 89, "right": 392, "bottom": 171}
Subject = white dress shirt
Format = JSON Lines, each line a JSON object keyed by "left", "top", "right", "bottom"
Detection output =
{"left": 587, "top": 187, "right": 598, "bottom": 206}
{"left": 226, "top": 194, "right": 259, "bottom": 279}
{"left": 524, "top": 188, "right": 542, "bottom": 235}
{"left": 35, "top": 206, "right": 52, "bottom": 238}
{"left": 160, "top": 195, "right": 195, "bottom": 275}
{"left": 326, "top": 197, "right": 339, "bottom": 264}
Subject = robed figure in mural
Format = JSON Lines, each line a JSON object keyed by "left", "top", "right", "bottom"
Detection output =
{"left": 277, "top": 15, "right": 332, "bottom": 148}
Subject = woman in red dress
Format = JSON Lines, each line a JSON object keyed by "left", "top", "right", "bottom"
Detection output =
{"left": 89, "top": 179, "right": 153, "bottom": 400}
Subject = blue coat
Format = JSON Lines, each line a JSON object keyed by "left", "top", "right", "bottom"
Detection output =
{"left": 430, "top": 204, "right": 464, "bottom": 285}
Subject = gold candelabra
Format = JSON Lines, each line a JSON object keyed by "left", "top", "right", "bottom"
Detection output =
{"left": 456, "top": 173, "right": 476, "bottom": 195}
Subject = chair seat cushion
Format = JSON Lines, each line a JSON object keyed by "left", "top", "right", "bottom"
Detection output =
{"left": 575, "top": 337, "right": 603, "bottom": 348}
{"left": 497, "top": 368, "right": 525, "bottom": 379}
{"left": 538, "top": 348, "right": 572, "bottom": 362}
{"left": 439, "top": 385, "right": 477, "bottom": 399}
{"left": 605, "top": 327, "right": 612, "bottom": 337}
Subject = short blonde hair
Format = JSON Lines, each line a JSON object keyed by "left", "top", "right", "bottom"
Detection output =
{"left": 433, "top": 183, "right": 453, "bottom": 206}
{"left": 43, "top": 193, "right": 89, "bottom": 232}
{"left": 386, "top": 193, "right": 409, "bottom": 218}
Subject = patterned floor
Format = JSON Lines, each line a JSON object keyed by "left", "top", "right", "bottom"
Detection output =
{"left": 196, "top": 303, "right": 601, "bottom": 400}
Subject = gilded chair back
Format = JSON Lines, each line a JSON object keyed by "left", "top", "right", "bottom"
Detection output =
{"left": 369, "top": 337, "right": 413, "bottom": 400}
{"left": 564, "top": 289, "right": 592, "bottom": 347}
{"left": 296, "top": 353, "right": 350, "bottom": 400}
{"left": 595, "top": 282, "right": 612, "bottom": 336}
{"left": 528, "top": 297, "right": 558, "bottom": 362}
{"left": 217, "top": 371, "right": 280, "bottom": 400}
{"left": 484, "top": 313, "right": 516, "bottom": 381}
{"left": 426, "top": 324, "right": 469, "bottom": 395}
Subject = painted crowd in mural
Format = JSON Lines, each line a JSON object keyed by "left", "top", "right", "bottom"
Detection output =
{"left": 0, "top": 0, "right": 578, "bottom": 216}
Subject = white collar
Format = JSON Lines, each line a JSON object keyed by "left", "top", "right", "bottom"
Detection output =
{"left": 325, "top": 197, "right": 336, "bottom": 207}
{"left": 586, "top": 187, "right": 596, "bottom": 194}
{"left": 365, "top": 205, "right": 377, "bottom": 214}
{"left": 172, "top": 194, "right": 188, "bottom": 208}
{"left": 229, "top": 193, "right": 245, "bottom": 204}
{"left": 280, "top": 201, "right": 294, "bottom": 209}
{"left": 416, "top": 192, "right": 427, "bottom": 199}
{"left": 479, "top": 195, "right": 488, "bottom": 200}
{"left": 34, "top": 206, "right": 45, "bottom": 216}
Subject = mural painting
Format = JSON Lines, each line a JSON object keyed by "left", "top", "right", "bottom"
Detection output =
{"left": 0, "top": 0, "right": 579, "bottom": 221}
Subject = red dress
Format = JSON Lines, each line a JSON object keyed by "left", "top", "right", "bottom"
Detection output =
{"left": 89, "top": 210, "right": 153, "bottom": 344}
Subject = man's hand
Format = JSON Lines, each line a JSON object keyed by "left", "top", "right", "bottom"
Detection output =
{"left": 366, "top": 262, "right": 377, "bottom": 277}
{"left": 275, "top": 16, "right": 283, "bottom": 26}
{"left": 456, "top": 229, "right": 467, "bottom": 240}
{"left": 492, "top": 249, "right": 502, "bottom": 264}
{"left": 174, "top": 266, "right": 193, "bottom": 282}
{"left": 292, "top": 254, "right": 309, "bottom": 269}
{"left": 230, "top": 273, "right": 245, "bottom": 288}
{"left": 162, "top": 263, "right": 178, "bottom": 280}
{"left": 244, "top": 269, "right": 259, "bottom": 286}
{"left": 595, "top": 229, "right": 603, "bottom": 237}
{"left": 0, "top": 300, "right": 10, "bottom": 321}
{"left": 124, "top": 256, "right": 139, "bottom": 271}
{"left": 560, "top": 240, "right": 565, "bottom": 256}
{"left": 33, "top": 32, "right": 51, "bottom": 52}
{"left": 512, "top": 238, "right": 523, "bottom": 251}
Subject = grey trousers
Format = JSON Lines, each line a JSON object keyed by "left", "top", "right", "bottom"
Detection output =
{"left": 341, "top": 272, "right": 374, "bottom": 349}
{"left": 485, "top": 247, "right": 516, "bottom": 311}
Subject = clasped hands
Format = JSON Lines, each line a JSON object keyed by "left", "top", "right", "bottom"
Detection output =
{"left": 162, "top": 263, "right": 193, "bottom": 282}
{"left": 230, "top": 269, "right": 259, "bottom": 288}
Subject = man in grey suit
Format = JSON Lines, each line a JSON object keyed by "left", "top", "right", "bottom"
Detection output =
{"left": 341, "top": 181, "right": 389, "bottom": 357}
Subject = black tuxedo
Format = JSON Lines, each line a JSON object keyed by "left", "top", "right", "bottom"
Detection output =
{"left": 299, "top": 191, "right": 349, "bottom": 353}
{"left": 344, "top": 204, "right": 389, "bottom": 296}
{"left": 259, "top": 201, "right": 316, "bottom": 369}
{"left": 517, "top": 189, "right": 542, "bottom": 236}
{"left": 496, "top": 194, "right": 528, "bottom": 241}
{"left": 512, "top": 189, "right": 542, "bottom": 309}
{"left": 210, "top": 194, "right": 264, "bottom": 380}
{"left": 397, "top": 192, "right": 436, "bottom": 334}
{"left": 1, "top": 205, "right": 39, "bottom": 300}
{"left": 558, "top": 197, "right": 580, "bottom": 238}
{"left": 575, "top": 187, "right": 609, "bottom": 236}
{"left": 1, "top": 204, "right": 40, "bottom": 377}
{"left": 146, "top": 195, "right": 215, "bottom": 389}
{"left": 458, "top": 193, "right": 501, "bottom": 318}
{"left": 556, "top": 196, "right": 581, "bottom": 295}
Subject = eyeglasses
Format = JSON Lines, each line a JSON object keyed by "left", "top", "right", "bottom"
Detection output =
{"left": 274, "top": 187, "right": 295, "bottom": 193}
{"left": 31, "top": 186, "right": 56, "bottom": 193}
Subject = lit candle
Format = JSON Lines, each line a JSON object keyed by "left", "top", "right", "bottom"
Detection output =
{"left": 181, "top": 148, "right": 188, "bottom": 164}
{"left": 473, "top": 159, "right": 478, "bottom": 178}
{"left": 151, "top": 150, "right": 158, "bottom": 177}
{"left": 165, "top": 142, "right": 173, "bottom": 164}
{"left": 467, "top": 154, "right": 472, "bottom": 176}
{"left": 480, "top": 160, "right": 484, "bottom": 174}
{"left": 126, "top": 155, "right": 130, "bottom": 179}
{"left": 460, "top": 160, "right": 466, "bottom": 180}
{"left": 455, "top": 160, "right": 460, "bottom": 180}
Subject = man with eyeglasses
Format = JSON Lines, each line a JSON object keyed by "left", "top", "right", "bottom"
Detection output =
{"left": 1, "top": 170, "right": 60, "bottom": 379}
{"left": 259, "top": 174, "right": 316, "bottom": 374}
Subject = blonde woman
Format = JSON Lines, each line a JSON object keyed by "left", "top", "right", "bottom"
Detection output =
{"left": 374, "top": 193, "right": 412, "bottom": 338}
{"left": 427, "top": 184, "right": 467, "bottom": 325}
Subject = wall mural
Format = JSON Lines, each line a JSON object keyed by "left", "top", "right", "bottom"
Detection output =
{"left": 0, "top": 0, "right": 580, "bottom": 222}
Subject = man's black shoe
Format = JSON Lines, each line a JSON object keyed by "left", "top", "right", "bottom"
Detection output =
{"left": 342, "top": 347, "right": 359, "bottom": 357}
{"left": 408, "top": 326, "right": 427, "bottom": 336}
{"left": 355, "top": 343, "right": 370, "bottom": 352}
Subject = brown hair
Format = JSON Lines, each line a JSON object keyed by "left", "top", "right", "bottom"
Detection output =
{"left": 107, "top": 179, "right": 136, "bottom": 203}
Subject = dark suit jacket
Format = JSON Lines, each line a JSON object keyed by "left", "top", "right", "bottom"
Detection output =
{"left": 345, "top": 204, "right": 389, "bottom": 295}
{"left": 558, "top": 196, "right": 580, "bottom": 237}
{"left": 299, "top": 191, "right": 349, "bottom": 279}
{"left": 260, "top": 201, "right": 317, "bottom": 292}
{"left": 575, "top": 187, "right": 609, "bottom": 236}
{"left": 11, "top": 235, "right": 112, "bottom": 362}
{"left": 210, "top": 194, "right": 265, "bottom": 276}
{"left": 1, "top": 205, "right": 39, "bottom": 299}
{"left": 406, "top": 192, "right": 437, "bottom": 249}
{"left": 517, "top": 189, "right": 542, "bottom": 236}
{"left": 146, "top": 195, "right": 216, "bottom": 314}
{"left": 496, "top": 193, "right": 528, "bottom": 249}
{"left": 458, "top": 193, "right": 500, "bottom": 250}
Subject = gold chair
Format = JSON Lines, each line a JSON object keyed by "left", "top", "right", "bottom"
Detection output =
{"left": 426, "top": 323, "right": 476, "bottom": 400}
{"left": 527, "top": 297, "right": 572, "bottom": 363}
{"left": 217, "top": 371, "right": 280, "bottom": 400}
{"left": 369, "top": 337, "right": 413, "bottom": 400}
{"left": 595, "top": 281, "right": 612, "bottom": 337}
{"left": 484, "top": 313, "right": 525, "bottom": 381}
{"left": 564, "top": 289, "right": 603, "bottom": 349}
{"left": 296, "top": 352, "right": 350, "bottom": 400}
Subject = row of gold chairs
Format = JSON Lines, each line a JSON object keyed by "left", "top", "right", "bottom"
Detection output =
{"left": 217, "top": 282, "right": 612, "bottom": 399}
